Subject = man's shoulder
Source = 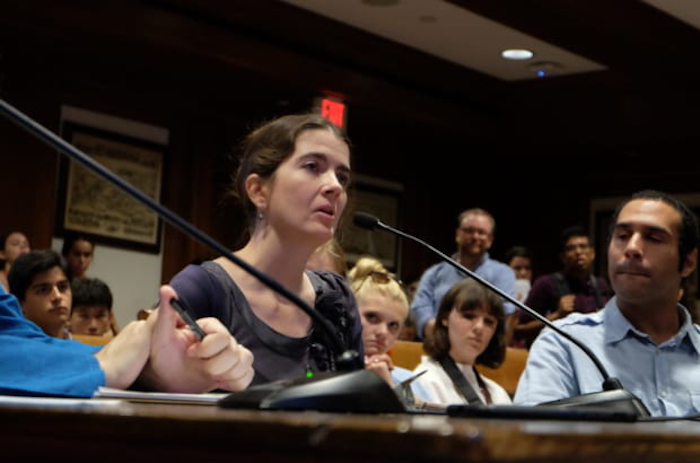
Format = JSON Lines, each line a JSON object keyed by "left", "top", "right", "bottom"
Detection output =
{"left": 483, "top": 256, "right": 513, "bottom": 272}
{"left": 553, "top": 309, "right": 605, "bottom": 329}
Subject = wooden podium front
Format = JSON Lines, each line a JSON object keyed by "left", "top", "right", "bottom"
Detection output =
{"left": 2, "top": 399, "right": 700, "bottom": 463}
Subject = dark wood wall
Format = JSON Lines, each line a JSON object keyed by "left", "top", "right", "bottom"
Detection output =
{"left": 2, "top": 0, "right": 699, "bottom": 285}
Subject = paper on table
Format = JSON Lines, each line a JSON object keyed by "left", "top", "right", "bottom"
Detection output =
{"left": 94, "top": 387, "right": 227, "bottom": 405}
{"left": 0, "top": 394, "right": 122, "bottom": 410}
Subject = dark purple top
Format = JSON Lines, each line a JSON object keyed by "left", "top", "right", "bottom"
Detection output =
{"left": 523, "top": 273, "right": 613, "bottom": 318}
{"left": 514, "top": 272, "right": 614, "bottom": 347}
{"left": 170, "top": 262, "right": 363, "bottom": 385}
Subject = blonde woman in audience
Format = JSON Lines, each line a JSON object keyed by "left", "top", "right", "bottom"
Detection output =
{"left": 413, "top": 278, "right": 511, "bottom": 406}
{"left": 347, "top": 257, "right": 431, "bottom": 400}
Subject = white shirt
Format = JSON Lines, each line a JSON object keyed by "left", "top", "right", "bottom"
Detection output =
{"left": 412, "top": 356, "right": 512, "bottom": 406}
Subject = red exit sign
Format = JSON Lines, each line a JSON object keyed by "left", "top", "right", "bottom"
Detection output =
{"left": 319, "top": 97, "right": 347, "bottom": 129}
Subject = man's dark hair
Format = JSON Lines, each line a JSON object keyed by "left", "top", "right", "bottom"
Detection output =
{"left": 8, "top": 250, "right": 68, "bottom": 302}
{"left": 609, "top": 190, "right": 700, "bottom": 270}
{"left": 71, "top": 277, "right": 113, "bottom": 312}
{"left": 559, "top": 225, "right": 590, "bottom": 253}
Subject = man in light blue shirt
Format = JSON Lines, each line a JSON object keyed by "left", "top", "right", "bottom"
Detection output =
{"left": 410, "top": 208, "right": 516, "bottom": 338}
{"left": 515, "top": 190, "right": 700, "bottom": 417}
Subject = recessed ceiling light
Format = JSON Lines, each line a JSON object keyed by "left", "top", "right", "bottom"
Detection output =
{"left": 501, "top": 49, "right": 534, "bottom": 60}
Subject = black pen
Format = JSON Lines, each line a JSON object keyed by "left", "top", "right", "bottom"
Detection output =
{"left": 170, "top": 298, "right": 207, "bottom": 340}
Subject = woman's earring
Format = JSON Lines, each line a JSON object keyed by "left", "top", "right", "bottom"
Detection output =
{"left": 258, "top": 210, "right": 265, "bottom": 221}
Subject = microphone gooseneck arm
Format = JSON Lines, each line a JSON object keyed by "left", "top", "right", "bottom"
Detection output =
{"left": 0, "top": 98, "right": 359, "bottom": 370}
{"left": 354, "top": 212, "right": 620, "bottom": 390}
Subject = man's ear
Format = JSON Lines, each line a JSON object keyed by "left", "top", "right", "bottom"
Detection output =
{"left": 244, "top": 173, "right": 269, "bottom": 211}
{"left": 680, "top": 248, "right": 698, "bottom": 278}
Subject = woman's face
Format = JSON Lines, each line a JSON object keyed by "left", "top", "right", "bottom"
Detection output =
{"left": 3, "top": 232, "right": 30, "bottom": 265}
{"left": 66, "top": 239, "right": 94, "bottom": 279}
{"left": 358, "top": 291, "right": 407, "bottom": 356}
{"left": 264, "top": 129, "right": 350, "bottom": 246}
{"left": 444, "top": 305, "right": 497, "bottom": 365}
{"left": 509, "top": 256, "right": 532, "bottom": 281}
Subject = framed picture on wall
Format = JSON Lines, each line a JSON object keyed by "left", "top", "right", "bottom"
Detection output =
{"left": 55, "top": 122, "right": 165, "bottom": 253}
{"left": 341, "top": 174, "right": 403, "bottom": 272}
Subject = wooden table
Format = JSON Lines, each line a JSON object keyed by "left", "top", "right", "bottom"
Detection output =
{"left": 2, "top": 399, "right": 700, "bottom": 463}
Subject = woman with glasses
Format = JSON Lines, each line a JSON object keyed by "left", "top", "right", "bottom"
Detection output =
{"left": 413, "top": 278, "right": 511, "bottom": 406}
{"left": 170, "top": 114, "right": 363, "bottom": 385}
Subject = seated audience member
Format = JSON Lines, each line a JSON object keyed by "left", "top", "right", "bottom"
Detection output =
{"left": 504, "top": 246, "right": 533, "bottom": 302}
{"left": 347, "top": 257, "right": 430, "bottom": 400}
{"left": 515, "top": 191, "right": 700, "bottom": 417}
{"left": 8, "top": 250, "right": 72, "bottom": 339}
{"left": 70, "top": 277, "right": 117, "bottom": 337}
{"left": 170, "top": 114, "right": 363, "bottom": 385}
{"left": 0, "top": 282, "right": 253, "bottom": 397}
{"left": 306, "top": 238, "right": 347, "bottom": 276}
{"left": 411, "top": 208, "right": 516, "bottom": 339}
{"left": 413, "top": 278, "right": 511, "bottom": 406}
{"left": 61, "top": 231, "right": 95, "bottom": 280}
{"left": 513, "top": 226, "right": 613, "bottom": 347}
{"left": 0, "top": 231, "right": 30, "bottom": 292}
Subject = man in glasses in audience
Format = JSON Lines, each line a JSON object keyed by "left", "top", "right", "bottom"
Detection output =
{"left": 513, "top": 226, "right": 613, "bottom": 347}
{"left": 410, "top": 208, "right": 516, "bottom": 339}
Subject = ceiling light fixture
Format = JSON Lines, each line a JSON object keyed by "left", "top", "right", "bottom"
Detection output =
{"left": 501, "top": 49, "right": 534, "bottom": 60}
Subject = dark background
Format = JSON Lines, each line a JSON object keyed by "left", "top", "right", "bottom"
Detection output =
{"left": 2, "top": 0, "right": 699, "bottom": 288}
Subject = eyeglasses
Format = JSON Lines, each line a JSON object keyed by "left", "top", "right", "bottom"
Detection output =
{"left": 459, "top": 226, "right": 491, "bottom": 237}
{"left": 28, "top": 279, "right": 71, "bottom": 297}
{"left": 564, "top": 243, "right": 591, "bottom": 252}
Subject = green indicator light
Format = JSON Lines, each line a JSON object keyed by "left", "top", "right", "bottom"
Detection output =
{"left": 306, "top": 371, "right": 314, "bottom": 378}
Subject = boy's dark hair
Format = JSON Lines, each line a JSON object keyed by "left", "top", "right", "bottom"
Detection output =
{"left": 609, "top": 190, "right": 700, "bottom": 270}
{"left": 71, "top": 277, "right": 113, "bottom": 312}
{"left": 8, "top": 250, "right": 68, "bottom": 302}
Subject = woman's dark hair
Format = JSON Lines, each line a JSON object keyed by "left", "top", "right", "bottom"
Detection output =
{"left": 230, "top": 114, "right": 350, "bottom": 232}
{"left": 609, "top": 190, "right": 699, "bottom": 271}
{"left": 61, "top": 231, "right": 94, "bottom": 257}
{"left": 504, "top": 246, "right": 531, "bottom": 265}
{"left": 7, "top": 250, "right": 68, "bottom": 302}
{"left": 424, "top": 278, "right": 507, "bottom": 369}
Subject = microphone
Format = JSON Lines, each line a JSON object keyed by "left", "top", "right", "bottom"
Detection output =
{"left": 354, "top": 211, "right": 651, "bottom": 419}
{"left": 0, "top": 99, "right": 411, "bottom": 413}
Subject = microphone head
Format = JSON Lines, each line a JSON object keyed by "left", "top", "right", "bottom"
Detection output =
{"left": 353, "top": 212, "right": 379, "bottom": 230}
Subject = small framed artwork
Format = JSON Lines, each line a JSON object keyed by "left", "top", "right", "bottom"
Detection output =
{"left": 55, "top": 122, "right": 165, "bottom": 253}
{"left": 341, "top": 174, "right": 403, "bottom": 272}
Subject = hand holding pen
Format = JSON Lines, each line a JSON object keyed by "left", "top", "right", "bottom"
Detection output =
{"left": 139, "top": 285, "right": 254, "bottom": 392}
